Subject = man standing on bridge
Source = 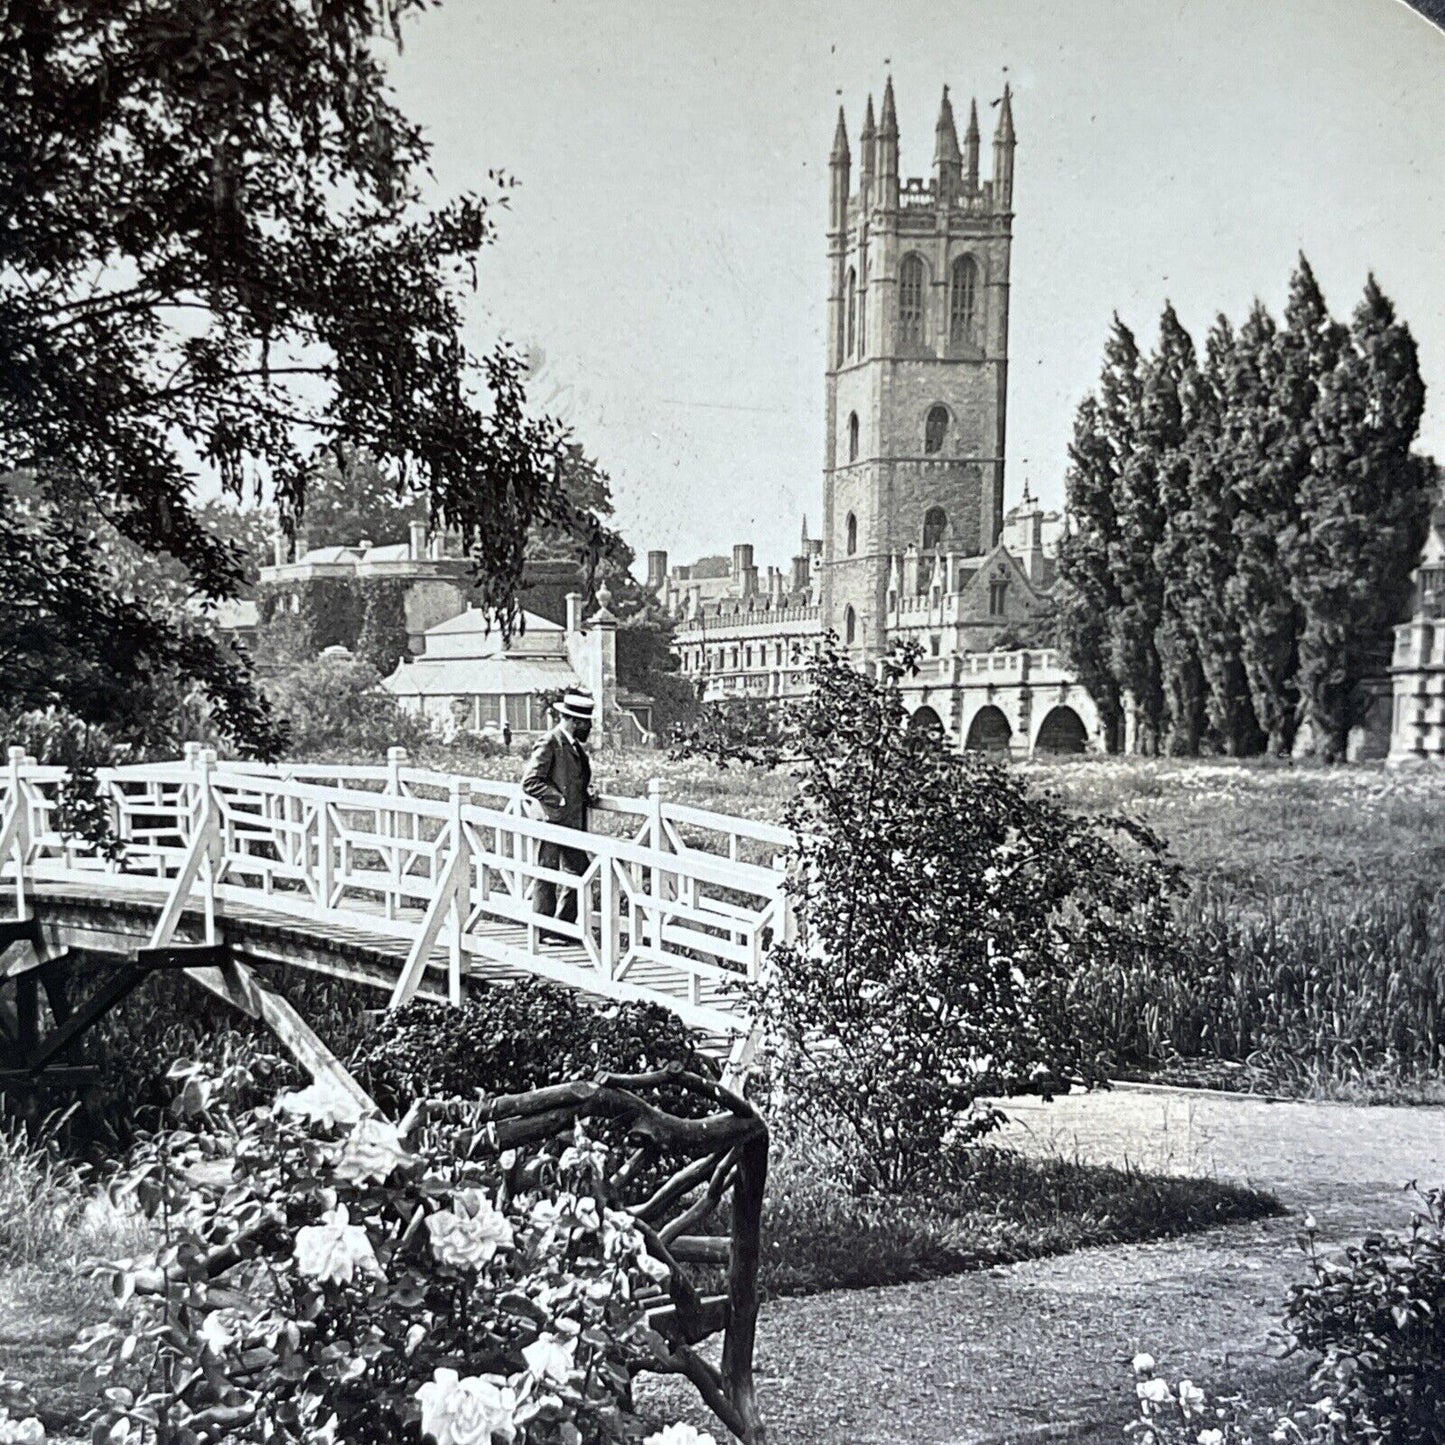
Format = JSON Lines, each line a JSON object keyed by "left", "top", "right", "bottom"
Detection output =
{"left": 522, "top": 688, "right": 599, "bottom": 945}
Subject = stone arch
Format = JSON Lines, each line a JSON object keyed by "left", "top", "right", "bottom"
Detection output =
{"left": 844, "top": 605, "right": 857, "bottom": 646}
{"left": 845, "top": 511, "right": 858, "bottom": 556}
{"left": 1034, "top": 705, "right": 1088, "bottom": 756}
{"left": 922, "top": 505, "right": 947, "bottom": 552}
{"left": 847, "top": 411, "right": 859, "bottom": 462}
{"left": 965, "top": 705, "right": 1012, "bottom": 754}
{"left": 908, "top": 704, "right": 945, "bottom": 741}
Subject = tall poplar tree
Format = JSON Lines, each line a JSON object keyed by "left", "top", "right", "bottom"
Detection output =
{"left": 1289, "top": 277, "right": 1433, "bottom": 758}
{"left": 1147, "top": 304, "right": 1207, "bottom": 754}
{"left": 1056, "top": 332, "right": 1145, "bottom": 753}
{"left": 1177, "top": 318, "right": 1262, "bottom": 754}
{"left": 1102, "top": 319, "right": 1169, "bottom": 754}
{"left": 1220, "top": 302, "right": 1302, "bottom": 755}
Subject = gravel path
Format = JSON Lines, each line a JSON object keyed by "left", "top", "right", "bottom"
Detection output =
{"left": 640, "top": 1085, "right": 1445, "bottom": 1444}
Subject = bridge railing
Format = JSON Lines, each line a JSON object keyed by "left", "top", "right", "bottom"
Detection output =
{"left": 0, "top": 749, "right": 796, "bottom": 1059}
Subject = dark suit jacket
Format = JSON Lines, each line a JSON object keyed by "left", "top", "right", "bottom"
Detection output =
{"left": 522, "top": 725, "right": 592, "bottom": 831}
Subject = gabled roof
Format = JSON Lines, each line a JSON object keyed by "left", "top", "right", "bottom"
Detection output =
{"left": 382, "top": 656, "right": 580, "bottom": 698}
{"left": 426, "top": 608, "right": 561, "bottom": 637}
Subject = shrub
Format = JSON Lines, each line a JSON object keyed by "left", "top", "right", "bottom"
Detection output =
{"left": 353, "top": 980, "right": 718, "bottom": 1117}
{"left": 1286, "top": 1189, "right": 1445, "bottom": 1443}
{"left": 264, "top": 651, "right": 432, "bottom": 758}
{"left": 676, "top": 640, "right": 1180, "bottom": 1192}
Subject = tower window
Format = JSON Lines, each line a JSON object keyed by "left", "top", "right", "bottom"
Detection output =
{"left": 847, "top": 412, "right": 859, "bottom": 462}
{"left": 924, "top": 406, "right": 949, "bottom": 455}
{"left": 923, "top": 506, "right": 947, "bottom": 551}
{"left": 844, "top": 605, "right": 857, "bottom": 646}
{"left": 989, "top": 578, "right": 1009, "bottom": 615}
{"left": 846, "top": 267, "right": 857, "bottom": 360}
{"left": 899, "top": 253, "right": 926, "bottom": 347}
{"left": 846, "top": 511, "right": 858, "bottom": 556}
{"left": 950, "top": 255, "right": 979, "bottom": 345}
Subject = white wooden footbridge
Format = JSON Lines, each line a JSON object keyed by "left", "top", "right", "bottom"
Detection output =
{"left": 0, "top": 746, "right": 795, "bottom": 1107}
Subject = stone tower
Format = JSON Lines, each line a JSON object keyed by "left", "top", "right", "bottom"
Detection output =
{"left": 821, "top": 79, "right": 1016, "bottom": 657}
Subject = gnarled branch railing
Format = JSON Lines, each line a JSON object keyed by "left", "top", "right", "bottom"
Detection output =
{"left": 401, "top": 1070, "right": 769, "bottom": 1442}
{"left": 0, "top": 748, "right": 795, "bottom": 1078}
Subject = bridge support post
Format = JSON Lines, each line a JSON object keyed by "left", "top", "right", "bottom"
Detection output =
{"left": 384, "top": 747, "right": 408, "bottom": 921}
{"left": 448, "top": 779, "right": 470, "bottom": 1006}
{"left": 3, "top": 748, "right": 32, "bottom": 921}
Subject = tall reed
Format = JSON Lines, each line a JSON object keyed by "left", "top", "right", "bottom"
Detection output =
{"left": 1071, "top": 881, "right": 1445, "bottom": 1091}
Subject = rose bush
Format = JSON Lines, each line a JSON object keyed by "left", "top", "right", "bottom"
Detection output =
{"left": 78, "top": 1058, "right": 738, "bottom": 1444}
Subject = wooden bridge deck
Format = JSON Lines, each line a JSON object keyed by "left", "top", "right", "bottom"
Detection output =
{"left": 22, "top": 876, "right": 744, "bottom": 1056}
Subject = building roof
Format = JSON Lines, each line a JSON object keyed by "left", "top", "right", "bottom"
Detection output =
{"left": 382, "top": 656, "right": 580, "bottom": 698}
{"left": 211, "top": 598, "right": 260, "bottom": 632}
{"left": 427, "top": 608, "right": 561, "bottom": 638}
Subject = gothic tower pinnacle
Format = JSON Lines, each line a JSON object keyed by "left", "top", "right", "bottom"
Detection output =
{"left": 933, "top": 85, "right": 962, "bottom": 205}
{"left": 992, "top": 83, "right": 1015, "bottom": 207}
{"left": 964, "top": 97, "right": 981, "bottom": 191}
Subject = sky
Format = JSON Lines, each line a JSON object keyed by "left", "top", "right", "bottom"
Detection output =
{"left": 384, "top": 0, "right": 1445, "bottom": 572}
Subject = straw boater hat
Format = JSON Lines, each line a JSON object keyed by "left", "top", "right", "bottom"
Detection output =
{"left": 555, "top": 688, "right": 595, "bottom": 721}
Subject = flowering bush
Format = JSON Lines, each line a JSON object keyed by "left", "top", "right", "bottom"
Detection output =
{"left": 78, "top": 1058, "right": 762, "bottom": 1444}
{"left": 1286, "top": 1189, "right": 1445, "bottom": 1443}
{"left": 1123, "top": 1355, "right": 1335, "bottom": 1445}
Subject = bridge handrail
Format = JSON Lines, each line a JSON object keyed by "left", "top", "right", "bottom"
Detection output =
{"left": 0, "top": 749, "right": 794, "bottom": 1075}
{"left": 217, "top": 759, "right": 794, "bottom": 852}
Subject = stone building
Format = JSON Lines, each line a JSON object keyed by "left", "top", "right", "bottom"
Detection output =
{"left": 1389, "top": 507, "right": 1445, "bottom": 761}
{"left": 655, "top": 81, "right": 1104, "bottom": 754}
{"left": 259, "top": 525, "right": 647, "bottom": 745}
{"left": 381, "top": 588, "right": 654, "bottom": 747}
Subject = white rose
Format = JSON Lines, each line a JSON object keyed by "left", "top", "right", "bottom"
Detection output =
{"left": 521, "top": 1334, "right": 575, "bottom": 1385}
{"left": 293, "top": 1205, "right": 383, "bottom": 1285}
{"left": 1131, "top": 1352, "right": 1156, "bottom": 1375}
{"left": 1179, "top": 1380, "right": 1206, "bottom": 1416}
{"left": 1197, "top": 1431, "right": 1225, "bottom": 1445}
{"left": 276, "top": 1083, "right": 363, "bottom": 1129}
{"left": 416, "top": 1368, "right": 517, "bottom": 1445}
{"left": 427, "top": 1191, "right": 514, "bottom": 1270}
{"left": 1136, "top": 1378, "right": 1172, "bottom": 1405}
{"left": 642, "top": 1426, "right": 717, "bottom": 1445}
{"left": 334, "top": 1117, "right": 412, "bottom": 1185}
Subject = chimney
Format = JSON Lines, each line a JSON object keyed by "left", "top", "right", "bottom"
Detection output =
{"left": 791, "top": 554, "right": 809, "bottom": 594}
{"left": 409, "top": 520, "right": 427, "bottom": 561}
{"left": 565, "top": 591, "right": 583, "bottom": 635}
{"left": 647, "top": 549, "right": 668, "bottom": 591}
{"left": 732, "top": 543, "right": 754, "bottom": 582}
